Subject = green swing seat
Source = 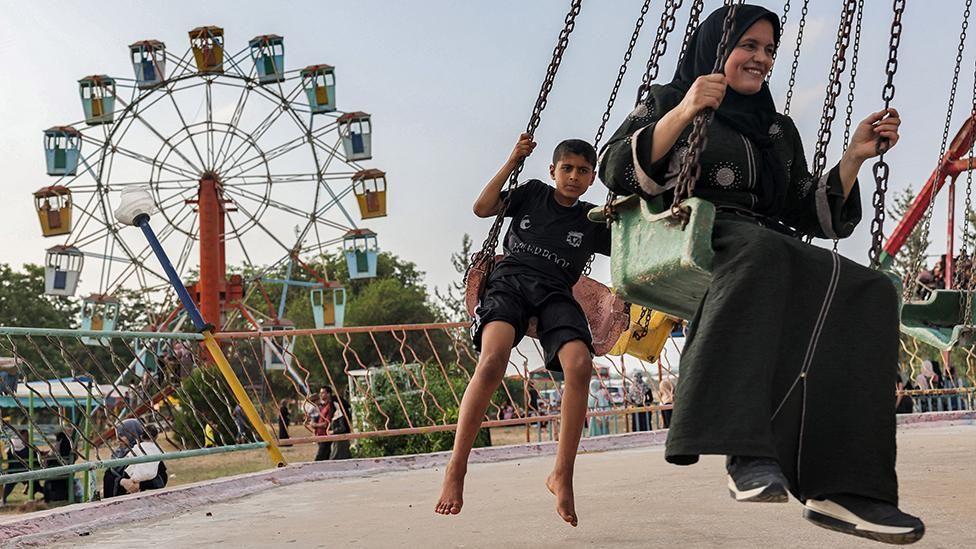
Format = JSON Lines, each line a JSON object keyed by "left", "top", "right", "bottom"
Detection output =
{"left": 589, "top": 195, "right": 716, "bottom": 321}
{"left": 900, "top": 290, "right": 976, "bottom": 351}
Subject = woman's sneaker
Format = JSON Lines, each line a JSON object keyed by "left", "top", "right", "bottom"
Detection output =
{"left": 804, "top": 493, "right": 925, "bottom": 545}
{"left": 726, "top": 456, "right": 789, "bottom": 503}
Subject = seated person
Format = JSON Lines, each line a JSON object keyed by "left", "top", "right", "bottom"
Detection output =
{"left": 436, "top": 135, "right": 611, "bottom": 527}
{"left": 598, "top": 5, "right": 921, "bottom": 544}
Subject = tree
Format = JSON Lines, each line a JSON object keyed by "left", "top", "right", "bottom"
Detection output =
{"left": 435, "top": 234, "right": 472, "bottom": 322}
{"left": 887, "top": 186, "right": 931, "bottom": 284}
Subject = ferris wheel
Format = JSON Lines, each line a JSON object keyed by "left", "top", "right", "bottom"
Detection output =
{"left": 35, "top": 26, "right": 389, "bottom": 340}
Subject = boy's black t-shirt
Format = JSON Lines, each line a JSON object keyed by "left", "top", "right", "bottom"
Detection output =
{"left": 493, "top": 179, "right": 611, "bottom": 289}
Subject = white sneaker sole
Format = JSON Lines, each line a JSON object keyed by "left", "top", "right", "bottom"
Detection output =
{"left": 804, "top": 499, "right": 924, "bottom": 545}
{"left": 726, "top": 474, "right": 788, "bottom": 503}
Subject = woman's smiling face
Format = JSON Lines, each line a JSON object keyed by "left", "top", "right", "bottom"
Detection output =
{"left": 723, "top": 18, "right": 776, "bottom": 95}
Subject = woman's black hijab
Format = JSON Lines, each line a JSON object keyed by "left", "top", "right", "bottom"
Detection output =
{"left": 668, "top": 5, "right": 789, "bottom": 212}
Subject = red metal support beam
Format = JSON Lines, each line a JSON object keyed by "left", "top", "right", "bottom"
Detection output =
{"left": 882, "top": 115, "right": 976, "bottom": 263}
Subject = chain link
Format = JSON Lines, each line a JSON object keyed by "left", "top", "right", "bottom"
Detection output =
{"left": 636, "top": 0, "right": 683, "bottom": 105}
{"left": 468, "top": 0, "right": 584, "bottom": 287}
{"left": 842, "top": 0, "right": 864, "bottom": 150}
{"left": 670, "top": 1, "right": 742, "bottom": 219}
{"left": 963, "top": 32, "right": 976, "bottom": 323}
{"left": 782, "top": 0, "right": 809, "bottom": 116}
{"left": 595, "top": 0, "right": 651, "bottom": 151}
{"left": 677, "top": 0, "right": 705, "bottom": 68}
{"left": 605, "top": 0, "right": 685, "bottom": 224}
{"left": 908, "top": 0, "right": 972, "bottom": 300}
{"left": 811, "top": 0, "right": 858, "bottom": 180}
{"left": 868, "top": 0, "right": 905, "bottom": 270}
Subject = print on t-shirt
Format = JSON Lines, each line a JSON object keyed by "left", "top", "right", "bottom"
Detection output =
{"left": 494, "top": 179, "right": 612, "bottom": 289}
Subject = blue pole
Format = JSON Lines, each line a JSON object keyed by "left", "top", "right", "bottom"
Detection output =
{"left": 135, "top": 216, "right": 207, "bottom": 331}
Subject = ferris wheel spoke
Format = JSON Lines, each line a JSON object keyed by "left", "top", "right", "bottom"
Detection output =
{"left": 164, "top": 47, "right": 198, "bottom": 81}
{"left": 224, "top": 212, "right": 257, "bottom": 269}
{"left": 205, "top": 80, "right": 215, "bottom": 168}
{"left": 214, "top": 84, "right": 305, "bottom": 175}
{"left": 219, "top": 197, "right": 295, "bottom": 256}
{"left": 302, "top": 236, "right": 350, "bottom": 256}
{"left": 104, "top": 203, "right": 195, "bottom": 291}
{"left": 161, "top": 85, "right": 209, "bottom": 171}
{"left": 212, "top": 79, "right": 254, "bottom": 172}
{"left": 113, "top": 94, "right": 203, "bottom": 174}
{"left": 81, "top": 134, "right": 197, "bottom": 181}
{"left": 175, "top": 217, "right": 198, "bottom": 275}
{"left": 223, "top": 186, "right": 311, "bottom": 221}
{"left": 223, "top": 45, "right": 255, "bottom": 81}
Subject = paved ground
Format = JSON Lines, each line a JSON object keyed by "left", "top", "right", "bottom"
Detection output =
{"left": 55, "top": 424, "right": 975, "bottom": 548}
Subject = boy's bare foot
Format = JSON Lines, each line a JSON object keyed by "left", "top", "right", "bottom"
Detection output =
{"left": 546, "top": 471, "right": 578, "bottom": 527}
{"left": 435, "top": 466, "right": 465, "bottom": 515}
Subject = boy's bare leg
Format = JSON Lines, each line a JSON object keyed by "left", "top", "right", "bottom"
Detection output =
{"left": 435, "top": 321, "right": 514, "bottom": 516}
{"left": 546, "top": 340, "right": 591, "bottom": 527}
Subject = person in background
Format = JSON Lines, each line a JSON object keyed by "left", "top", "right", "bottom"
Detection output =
{"left": 278, "top": 398, "right": 292, "bottom": 446}
{"left": 329, "top": 395, "right": 352, "bottom": 460}
{"left": 118, "top": 424, "right": 167, "bottom": 496}
{"left": 629, "top": 373, "right": 653, "bottom": 432}
{"left": 895, "top": 376, "right": 915, "bottom": 415}
{"left": 204, "top": 422, "right": 216, "bottom": 448}
{"left": 658, "top": 378, "right": 675, "bottom": 429}
{"left": 587, "top": 379, "right": 610, "bottom": 437}
{"left": 232, "top": 404, "right": 249, "bottom": 444}
{"left": 2, "top": 429, "right": 35, "bottom": 505}
{"left": 103, "top": 418, "right": 145, "bottom": 499}
{"left": 307, "top": 386, "right": 334, "bottom": 461}
{"left": 43, "top": 425, "right": 77, "bottom": 502}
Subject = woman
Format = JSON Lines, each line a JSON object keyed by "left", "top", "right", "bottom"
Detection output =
{"left": 599, "top": 5, "right": 923, "bottom": 544}
{"left": 278, "top": 398, "right": 292, "bottom": 446}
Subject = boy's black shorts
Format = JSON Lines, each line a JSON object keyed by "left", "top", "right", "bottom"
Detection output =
{"left": 470, "top": 273, "right": 594, "bottom": 371}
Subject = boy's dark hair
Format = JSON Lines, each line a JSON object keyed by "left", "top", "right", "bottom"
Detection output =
{"left": 552, "top": 139, "right": 597, "bottom": 169}
{"left": 144, "top": 424, "right": 159, "bottom": 440}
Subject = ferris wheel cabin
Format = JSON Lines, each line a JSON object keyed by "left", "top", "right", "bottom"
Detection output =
{"left": 189, "top": 26, "right": 224, "bottom": 74}
{"left": 352, "top": 169, "right": 388, "bottom": 219}
{"left": 343, "top": 229, "right": 379, "bottom": 279}
{"left": 33, "top": 186, "right": 73, "bottom": 237}
{"left": 249, "top": 35, "right": 285, "bottom": 84}
{"left": 80, "top": 294, "right": 120, "bottom": 346}
{"left": 262, "top": 320, "right": 296, "bottom": 371}
{"left": 338, "top": 112, "right": 372, "bottom": 160}
{"left": 310, "top": 284, "right": 346, "bottom": 329}
{"left": 44, "top": 245, "right": 84, "bottom": 297}
{"left": 43, "top": 126, "right": 81, "bottom": 176}
{"left": 129, "top": 40, "right": 167, "bottom": 89}
{"left": 78, "top": 75, "right": 116, "bottom": 125}
{"left": 300, "top": 64, "right": 336, "bottom": 113}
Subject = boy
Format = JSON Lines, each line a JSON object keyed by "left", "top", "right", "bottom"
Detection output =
{"left": 435, "top": 134, "right": 611, "bottom": 527}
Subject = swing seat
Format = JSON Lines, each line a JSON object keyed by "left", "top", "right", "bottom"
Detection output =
{"left": 900, "top": 290, "right": 976, "bottom": 351}
{"left": 608, "top": 307, "right": 677, "bottom": 362}
{"left": 464, "top": 255, "right": 629, "bottom": 355}
{"left": 588, "top": 195, "right": 716, "bottom": 320}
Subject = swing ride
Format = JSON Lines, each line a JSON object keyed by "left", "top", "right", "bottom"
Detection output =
{"left": 469, "top": 0, "right": 976, "bottom": 364}
{"left": 35, "top": 25, "right": 390, "bottom": 356}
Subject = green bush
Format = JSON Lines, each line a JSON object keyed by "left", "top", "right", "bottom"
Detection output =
{"left": 352, "top": 363, "right": 491, "bottom": 458}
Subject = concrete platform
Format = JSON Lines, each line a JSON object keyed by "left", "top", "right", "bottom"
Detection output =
{"left": 45, "top": 423, "right": 976, "bottom": 549}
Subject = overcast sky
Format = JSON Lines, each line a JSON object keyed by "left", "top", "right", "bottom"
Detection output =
{"left": 0, "top": 0, "right": 973, "bottom": 300}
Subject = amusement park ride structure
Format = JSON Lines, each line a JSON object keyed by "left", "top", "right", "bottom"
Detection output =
{"left": 34, "top": 26, "right": 389, "bottom": 355}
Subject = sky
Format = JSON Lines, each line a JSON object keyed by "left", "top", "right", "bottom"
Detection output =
{"left": 0, "top": 0, "right": 974, "bottom": 304}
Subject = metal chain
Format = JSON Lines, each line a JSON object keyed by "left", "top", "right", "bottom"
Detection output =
{"left": 963, "top": 44, "right": 976, "bottom": 322}
{"left": 769, "top": 0, "right": 791, "bottom": 73}
{"left": 811, "top": 0, "right": 858, "bottom": 180}
{"left": 605, "top": 0, "right": 684, "bottom": 224}
{"left": 670, "top": 1, "right": 742, "bottom": 219}
{"left": 782, "top": 0, "right": 809, "bottom": 116}
{"left": 595, "top": 0, "right": 651, "bottom": 151}
{"left": 468, "top": 0, "right": 584, "bottom": 284}
{"left": 586, "top": 0, "right": 653, "bottom": 275}
{"left": 636, "top": 0, "right": 683, "bottom": 105}
{"left": 842, "top": 0, "right": 864, "bottom": 150}
{"left": 908, "top": 0, "right": 972, "bottom": 300}
{"left": 868, "top": 0, "right": 905, "bottom": 269}
{"left": 677, "top": 0, "right": 705, "bottom": 68}
{"left": 631, "top": 306, "right": 652, "bottom": 341}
